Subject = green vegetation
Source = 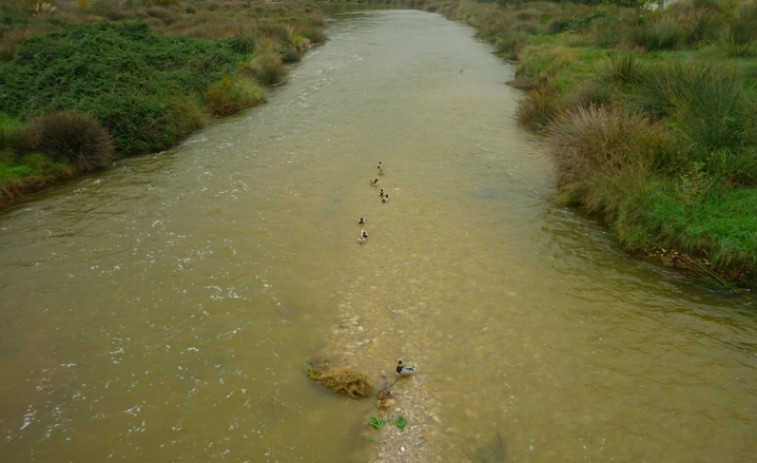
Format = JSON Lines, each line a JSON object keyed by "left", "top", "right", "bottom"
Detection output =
{"left": 369, "top": 415, "right": 389, "bottom": 429}
{"left": 334, "top": 0, "right": 756, "bottom": 290}
{"left": 0, "top": 0, "right": 326, "bottom": 208}
{"left": 368, "top": 414, "right": 406, "bottom": 430}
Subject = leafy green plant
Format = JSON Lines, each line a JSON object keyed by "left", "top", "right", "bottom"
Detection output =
{"left": 369, "top": 416, "right": 389, "bottom": 430}
{"left": 369, "top": 415, "right": 407, "bottom": 431}
{"left": 393, "top": 415, "right": 407, "bottom": 431}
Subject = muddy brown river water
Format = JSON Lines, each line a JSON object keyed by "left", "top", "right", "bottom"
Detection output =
{"left": 1, "top": 9, "right": 756, "bottom": 463}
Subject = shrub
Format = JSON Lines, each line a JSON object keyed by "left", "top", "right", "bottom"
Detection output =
{"left": 244, "top": 52, "right": 287, "bottom": 87}
{"left": 629, "top": 18, "right": 682, "bottom": 50}
{"left": 563, "top": 79, "right": 614, "bottom": 112}
{"left": 517, "top": 78, "right": 562, "bottom": 130}
{"left": 0, "top": 112, "right": 22, "bottom": 155}
{"left": 668, "top": 64, "right": 746, "bottom": 151}
{"left": 205, "top": 75, "right": 266, "bottom": 116}
{"left": 720, "top": 19, "right": 755, "bottom": 56}
{"left": 599, "top": 54, "right": 648, "bottom": 85}
{"left": 24, "top": 110, "right": 114, "bottom": 173}
{"left": 636, "top": 62, "right": 747, "bottom": 152}
{"left": 669, "top": 0, "right": 724, "bottom": 46}
{"left": 547, "top": 106, "right": 671, "bottom": 191}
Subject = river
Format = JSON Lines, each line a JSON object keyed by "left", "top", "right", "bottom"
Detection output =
{"left": 1, "top": 9, "right": 755, "bottom": 463}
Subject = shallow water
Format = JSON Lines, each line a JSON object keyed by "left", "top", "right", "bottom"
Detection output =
{"left": 1, "top": 10, "right": 756, "bottom": 463}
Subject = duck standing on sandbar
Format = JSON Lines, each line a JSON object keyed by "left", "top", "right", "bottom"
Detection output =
{"left": 396, "top": 360, "right": 415, "bottom": 377}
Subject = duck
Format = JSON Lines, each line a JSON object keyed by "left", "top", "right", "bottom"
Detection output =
{"left": 369, "top": 178, "right": 379, "bottom": 187}
{"left": 396, "top": 360, "right": 415, "bottom": 377}
{"left": 379, "top": 188, "right": 385, "bottom": 197}
{"left": 378, "top": 169, "right": 384, "bottom": 176}
{"left": 377, "top": 161, "right": 383, "bottom": 170}
{"left": 359, "top": 217, "right": 366, "bottom": 225}
{"left": 358, "top": 229, "right": 368, "bottom": 244}
{"left": 382, "top": 194, "right": 389, "bottom": 203}
{"left": 376, "top": 384, "right": 393, "bottom": 407}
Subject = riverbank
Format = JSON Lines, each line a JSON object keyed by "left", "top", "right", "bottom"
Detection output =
{"left": 0, "top": 0, "right": 326, "bottom": 208}
{"left": 328, "top": 0, "right": 757, "bottom": 291}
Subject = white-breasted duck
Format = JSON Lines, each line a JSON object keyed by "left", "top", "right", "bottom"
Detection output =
{"left": 396, "top": 360, "right": 415, "bottom": 377}
{"left": 358, "top": 229, "right": 368, "bottom": 244}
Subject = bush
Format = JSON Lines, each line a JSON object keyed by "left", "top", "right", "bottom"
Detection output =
{"left": 205, "top": 75, "right": 266, "bottom": 116}
{"left": 599, "top": 54, "right": 648, "bottom": 85}
{"left": 629, "top": 18, "right": 682, "bottom": 50}
{"left": 547, "top": 106, "right": 671, "bottom": 191}
{"left": 24, "top": 110, "right": 114, "bottom": 173}
{"left": 636, "top": 62, "right": 748, "bottom": 154}
{"left": 244, "top": 53, "right": 288, "bottom": 87}
{"left": 516, "top": 78, "right": 562, "bottom": 130}
{"left": 0, "top": 112, "right": 22, "bottom": 155}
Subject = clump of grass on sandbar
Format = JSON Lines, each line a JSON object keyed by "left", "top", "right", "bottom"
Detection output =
{"left": 307, "top": 358, "right": 373, "bottom": 398}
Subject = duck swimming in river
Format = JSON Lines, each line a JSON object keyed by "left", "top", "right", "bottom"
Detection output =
{"left": 358, "top": 229, "right": 368, "bottom": 244}
{"left": 369, "top": 178, "right": 379, "bottom": 187}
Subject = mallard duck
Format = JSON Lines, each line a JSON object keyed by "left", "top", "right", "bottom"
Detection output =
{"left": 382, "top": 194, "right": 389, "bottom": 203}
{"left": 396, "top": 360, "right": 415, "bottom": 377}
{"left": 377, "top": 161, "right": 383, "bottom": 170}
{"left": 376, "top": 384, "right": 392, "bottom": 407}
{"left": 359, "top": 217, "right": 366, "bottom": 225}
{"left": 369, "top": 178, "right": 379, "bottom": 187}
{"left": 378, "top": 169, "right": 384, "bottom": 176}
{"left": 379, "top": 188, "right": 385, "bottom": 197}
{"left": 358, "top": 229, "right": 368, "bottom": 244}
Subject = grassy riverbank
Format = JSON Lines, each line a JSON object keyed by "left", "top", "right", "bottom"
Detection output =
{"left": 0, "top": 0, "right": 326, "bottom": 206}
{"left": 325, "top": 0, "right": 756, "bottom": 290}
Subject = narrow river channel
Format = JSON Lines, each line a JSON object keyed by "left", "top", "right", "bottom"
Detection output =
{"left": 1, "top": 9, "right": 756, "bottom": 463}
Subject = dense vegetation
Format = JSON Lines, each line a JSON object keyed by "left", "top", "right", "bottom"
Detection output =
{"left": 0, "top": 0, "right": 326, "bottom": 205}
{"left": 327, "top": 0, "right": 756, "bottom": 290}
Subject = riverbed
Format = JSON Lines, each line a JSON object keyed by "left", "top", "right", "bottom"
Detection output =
{"left": 1, "top": 9, "right": 756, "bottom": 463}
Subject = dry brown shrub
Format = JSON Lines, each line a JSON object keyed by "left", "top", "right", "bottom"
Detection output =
{"left": 307, "top": 358, "right": 373, "bottom": 398}
{"left": 547, "top": 106, "right": 669, "bottom": 190}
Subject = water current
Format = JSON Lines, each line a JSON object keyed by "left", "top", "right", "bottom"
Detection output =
{"left": 1, "top": 9, "right": 756, "bottom": 463}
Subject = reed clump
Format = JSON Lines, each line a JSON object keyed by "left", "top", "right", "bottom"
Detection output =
{"left": 307, "top": 358, "right": 374, "bottom": 399}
